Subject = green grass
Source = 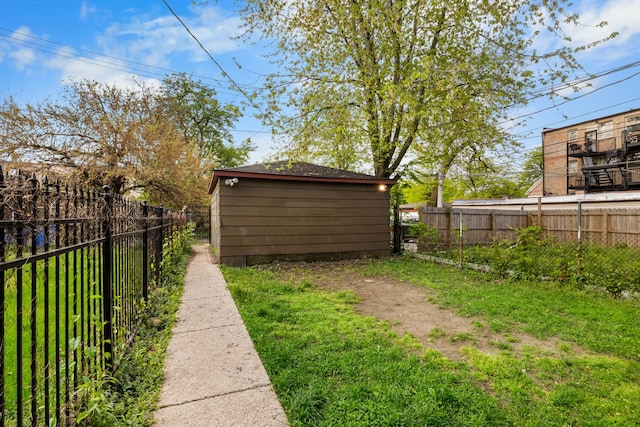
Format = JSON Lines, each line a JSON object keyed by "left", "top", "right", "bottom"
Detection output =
{"left": 365, "top": 257, "right": 640, "bottom": 360}
{"left": 2, "top": 225, "right": 192, "bottom": 425}
{"left": 224, "top": 266, "right": 508, "bottom": 426}
{"left": 3, "top": 245, "right": 146, "bottom": 423}
{"left": 223, "top": 256, "right": 640, "bottom": 426}
{"left": 3, "top": 249, "right": 100, "bottom": 423}
{"left": 70, "top": 228, "right": 192, "bottom": 426}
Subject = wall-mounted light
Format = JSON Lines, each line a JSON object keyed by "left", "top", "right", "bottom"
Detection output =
{"left": 378, "top": 184, "right": 387, "bottom": 192}
{"left": 225, "top": 178, "right": 239, "bottom": 186}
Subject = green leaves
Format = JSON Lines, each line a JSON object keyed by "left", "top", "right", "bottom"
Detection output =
{"left": 238, "top": 0, "right": 609, "bottom": 180}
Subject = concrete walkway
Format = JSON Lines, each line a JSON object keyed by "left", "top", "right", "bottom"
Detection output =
{"left": 154, "top": 245, "right": 289, "bottom": 426}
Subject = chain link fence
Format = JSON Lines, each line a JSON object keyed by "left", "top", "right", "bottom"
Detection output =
{"left": 413, "top": 205, "right": 640, "bottom": 297}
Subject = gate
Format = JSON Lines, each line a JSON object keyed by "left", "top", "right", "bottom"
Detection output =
{"left": 186, "top": 205, "right": 211, "bottom": 244}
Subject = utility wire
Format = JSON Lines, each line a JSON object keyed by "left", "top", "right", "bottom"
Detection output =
{"left": 161, "top": 0, "right": 269, "bottom": 120}
{"left": 0, "top": 27, "right": 241, "bottom": 91}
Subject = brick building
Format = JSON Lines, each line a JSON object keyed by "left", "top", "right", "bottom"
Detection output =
{"left": 542, "top": 108, "right": 640, "bottom": 196}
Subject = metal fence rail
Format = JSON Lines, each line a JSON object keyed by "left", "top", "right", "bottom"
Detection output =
{"left": 0, "top": 167, "right": 186, "bottom": 426}
{"left": 419, "top": 205, "right": 640, "bottom": 249}
{"left": 185, "top": 205, "right": 210, "bottom": 244}
{"left": 416, "top": 204, "right": 640, "bottom": 296}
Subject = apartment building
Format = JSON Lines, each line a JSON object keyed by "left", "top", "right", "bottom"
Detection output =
{"left": 542, "top": 108, "right": 640, "bottom": 196}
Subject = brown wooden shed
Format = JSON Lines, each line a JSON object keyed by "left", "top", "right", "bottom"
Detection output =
{"left": 207, "top": 161, "right": 397, "bottom": 266}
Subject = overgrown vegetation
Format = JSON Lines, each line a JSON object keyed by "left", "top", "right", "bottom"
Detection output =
{"left": 0, "top": 75, "right": 251, "bottom": 208}
{"left": 223, "top": 256, "right": 640, "bottom": 426}
{"left": 70, "top": 226, "right": 193, "bottom": 426}
{"left": 443, "top": 226, "right": 640, "bottom": 297}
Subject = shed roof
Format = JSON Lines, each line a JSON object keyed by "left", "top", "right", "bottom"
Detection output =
{"left": 208, "top": 161, "right": 396, "bottom": 193}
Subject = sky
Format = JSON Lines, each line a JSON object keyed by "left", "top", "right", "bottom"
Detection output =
{"left": 1, "top": 0, "right": 640, "bottom": 169}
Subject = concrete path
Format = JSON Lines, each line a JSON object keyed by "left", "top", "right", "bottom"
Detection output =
{"left": 154, "top": 245, "right": 289, "bottom": 427}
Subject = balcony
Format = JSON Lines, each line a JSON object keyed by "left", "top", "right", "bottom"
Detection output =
{"left": 624, "top": 124, "right": 640, "bottom": 148}
{"left": 568, "top": 137, "right": 618, "bottom": 157}
{"left": 568, "top": 141, "right": 596, "bottom": 156}
{"left": 569, "top": 161, "right": 640, "bottom": 192}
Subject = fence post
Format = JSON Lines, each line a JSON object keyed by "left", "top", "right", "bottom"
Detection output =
{"left": 602, "top": 211, "right": 609, "bottom": 246}
{"left": 577, "top": 201, "right": 582, "bottom": 243}
{"left": 537, "top": 197, "right": 542, "bottom": 227}
{"left": 157, "top": 205, "right": 164, "bottom": 283}
{"left": 459, "top": 211, "right": 463, "bottom": 267}
{"left": 101, "top": 186, "right": 114, "bottom": 371}
{"left": 142, "top": 202, "right": 149, "bottom": 301}
{"left": 0, "top": 165, "right": 4, "bottom": 423}
{"left": 576, "top": 201, "right": 582, "bottom": 277}
{"left": 447, "top": 209, "right": 452, "bottom": 249}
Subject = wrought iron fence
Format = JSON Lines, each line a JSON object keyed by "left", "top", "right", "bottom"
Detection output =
{"left": 0, "top": 167, "right": 186, "bottom": 426}
{"left": 185, "top": 205, "right": 210, "bottom": 244}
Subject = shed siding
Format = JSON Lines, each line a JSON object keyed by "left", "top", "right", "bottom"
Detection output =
{"left": 216, "top": 178, "right": 390, "bottom": 265}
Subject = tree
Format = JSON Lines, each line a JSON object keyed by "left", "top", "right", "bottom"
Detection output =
{"left": 161, "top": 73, "right": 253, "bottom": 167}
{"left": 0, "top": 77, "right": 247, "bottom": 207}
{"left": 238, "top": 0, "right": 613, "bottom": 178}
{"left": 518, "top": 146, "right": 543, "bottom": 190}
{"left": 403, "top": 146, "right": 544, "bottom": 203}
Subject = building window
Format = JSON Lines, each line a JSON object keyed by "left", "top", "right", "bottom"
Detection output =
{"left": 626, "top": 116, "right": 640, "bottom": 128}
{"left": 599, "top": 120, "right": 613, "bottom": 139}
{"left": 568, "top": 160, "right": 578, "bottom": 174}
{"left": 568, "top": 129, "right": 578, "bottom": 142}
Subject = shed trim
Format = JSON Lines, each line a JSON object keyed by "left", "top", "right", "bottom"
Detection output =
{"left": 208, "top": 161, "right": 396, "bottom": 193}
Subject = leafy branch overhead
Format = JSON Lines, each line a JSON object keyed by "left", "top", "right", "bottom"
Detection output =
{"left": 237, "top": 0, "right": 615, "bottom": 177}
{"left": 0, "top": 74, "right": 252, "bottom": 208}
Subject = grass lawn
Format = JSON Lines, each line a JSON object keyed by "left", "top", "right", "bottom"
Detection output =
{"left": 222, "top": 256, "right": 640, "bottom": 426}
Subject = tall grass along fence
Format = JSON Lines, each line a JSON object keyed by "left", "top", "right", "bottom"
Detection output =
{"left": 416, "top": 205, "right": 640, "bottom": 296}
{"left": 0, "top": 167, "right": 186, "bottom": 426}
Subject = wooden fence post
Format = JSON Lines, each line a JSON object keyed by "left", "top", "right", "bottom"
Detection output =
{"left": 603, "top": 211, "right": 609, "bottom": 246}
{"left": 537, "top": 197, "right": 542, "bottom": 228}
{"left": 447, "top": 209, "right": 452, "bottom": 249}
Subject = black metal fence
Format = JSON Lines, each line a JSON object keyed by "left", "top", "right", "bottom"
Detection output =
{"left": 0, "top": 167, "right": 186, "bottom": 426}
{"left": 185, "top": 205, "right": 210, "bottom": 244}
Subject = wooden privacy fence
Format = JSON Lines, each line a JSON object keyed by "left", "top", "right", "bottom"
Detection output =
{"left": 419, "top": 205, "right": 640, "bottom": 248}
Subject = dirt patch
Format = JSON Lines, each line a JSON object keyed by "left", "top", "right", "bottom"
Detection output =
{"left": 272, "top": 260, "right": 581, "bottom": 361}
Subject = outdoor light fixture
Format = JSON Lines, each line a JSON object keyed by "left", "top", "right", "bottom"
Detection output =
{"left": 225, "top": 178, "right": 239, "bottom": 186}
{"left": 378, "top": 184, "right": 387, "bottom": 192}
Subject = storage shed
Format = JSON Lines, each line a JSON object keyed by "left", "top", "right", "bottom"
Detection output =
{"left": 208, "top": 161, "right": 397, "bottom": 266}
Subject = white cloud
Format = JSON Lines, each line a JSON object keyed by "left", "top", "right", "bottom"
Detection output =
{"left": 9, "top": 47, "right": 37, "bottom": 70}
{"left": 45, "top": 45, "right": 161, "bottom": 90}
{"left": 97, "top": 5, "right": 243, "bottom": 68}
{"left": 79, "top": 2, "right": 98, "bottom": 20}
{"left": 2, "top": 5, "right": 244, "bottom": 94}
{"left": 565, "top": 0, "right": 640, "bottom": 57}
{"left": 0, "top": 27, "right": 39, "bottom": 70}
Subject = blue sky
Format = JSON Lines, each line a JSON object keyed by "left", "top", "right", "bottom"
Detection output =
{"left": 1, "top": 0, "right": 639, "bottom": 168}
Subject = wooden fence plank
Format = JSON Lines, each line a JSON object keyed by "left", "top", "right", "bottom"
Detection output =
{"left": 418, "top": 206, "right": 640, "bottom": 248}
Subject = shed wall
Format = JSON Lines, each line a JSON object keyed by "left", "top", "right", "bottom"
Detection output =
{"left": 214, "top": 178, "right": 391, "bottom": 265}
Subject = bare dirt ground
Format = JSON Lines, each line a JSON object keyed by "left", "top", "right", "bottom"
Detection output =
{"left": 274, "top": 259, "right": 580, "bottom": 361}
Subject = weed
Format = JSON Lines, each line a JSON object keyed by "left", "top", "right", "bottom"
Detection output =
{"left": 428, "top": 328, "right": 446, "bottom": 341}
{"left": 489, "top": 340, "right": 512, "bottom": 351}
{"left": 449, "top": 333, "right": 475, "bottom": 343}
{"left": 472, "top": 320, "right": 484, "bottom": 329}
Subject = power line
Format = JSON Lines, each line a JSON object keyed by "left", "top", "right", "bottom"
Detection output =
{"left": 161, "top": 0, "right": 270, "bottom": 122}
{"left": 511, "top": 97, "right": 640, "bottom": 142}
{"left": 0, "top": 27, "right": 243, "bottom": 91}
